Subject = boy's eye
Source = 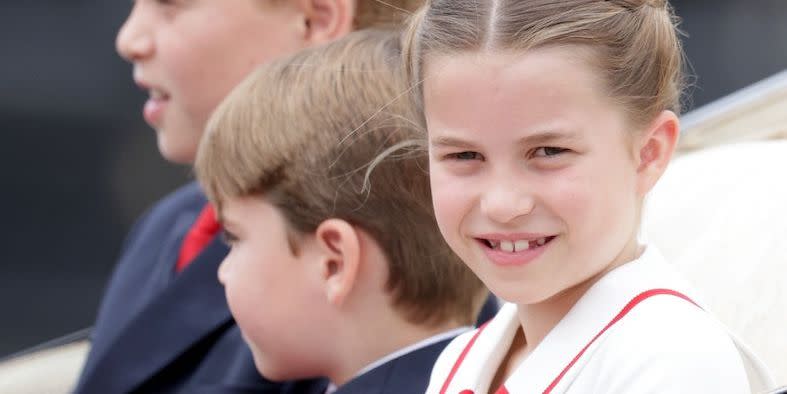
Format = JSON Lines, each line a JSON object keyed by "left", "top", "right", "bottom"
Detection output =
{"left": 446, "top": 151, "right": 483, "bottom": 161}
{"left": 533, "top": 147, "right": 569, "bottom": 157}
{"left": 150, "top": 0, "right": 179, "bottom": 6}
{"left": 220, "top": 230, "right": 238, "bottom": 246}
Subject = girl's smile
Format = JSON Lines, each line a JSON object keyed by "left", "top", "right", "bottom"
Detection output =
{"left": 474, "top": 233, "right": 558, "bottom": 267}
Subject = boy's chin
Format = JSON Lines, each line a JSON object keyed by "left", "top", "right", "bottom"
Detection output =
{"left": 155, "top": 129, "right": 199, "bottom": 164}
{"left": 253, "top": 354, "right": 299, "bottom": 383}
{"left": 254, "top": 351, "right": 325, "bottom": 385}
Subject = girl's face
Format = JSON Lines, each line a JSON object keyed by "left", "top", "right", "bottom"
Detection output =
{"left": 423, "top": 47, "right": 646, "bottom": 305}
{"left": 116, "top": 0, "right": 307, "bottom": 164}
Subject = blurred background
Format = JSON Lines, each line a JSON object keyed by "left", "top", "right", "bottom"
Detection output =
{"left": 0, "top": 0, "right": 786, "bottom": 357}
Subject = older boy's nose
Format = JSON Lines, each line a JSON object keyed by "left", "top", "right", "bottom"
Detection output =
{"left": 116, "top": 3, "right": 154, "bottom": 61}
{"left": 480, "top": 185, "right": 535, "bottom": 225}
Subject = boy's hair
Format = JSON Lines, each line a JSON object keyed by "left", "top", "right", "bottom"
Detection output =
{"left": 195, "top": 29, "right": 486, "bottom": 326}
{"left": 355, "top": 0, "right": 424, "bottom": 29}
{"left": 404, "top": 0, "right": 686, "bottom": 128}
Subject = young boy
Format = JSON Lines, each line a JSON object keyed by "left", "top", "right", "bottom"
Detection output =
{"left": 75, "top": 1, "right": 435, "bottom": 393}
{"left": 194, "top": 29, "right": 488, "bottom": 393}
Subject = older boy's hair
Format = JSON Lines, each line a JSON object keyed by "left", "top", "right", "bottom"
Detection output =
{"left": 354, "top": 0, "right": 424, "bottom": 29}
{"left": 195, "top": 29, "right": 486, "bottom": 326}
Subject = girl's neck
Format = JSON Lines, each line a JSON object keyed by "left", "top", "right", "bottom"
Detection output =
{"left": 505, "top": 240, "right": 644, "bottom": 383}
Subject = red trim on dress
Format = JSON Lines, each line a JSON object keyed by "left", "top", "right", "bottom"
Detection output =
{"left": 441, "top": 289, "right": 698, "bottom": 394}
{"left": 543, "top": 289, "right": 698, "bottom": 393}
{"left": 440, "top": 323, "right": 490, "bottom": 394}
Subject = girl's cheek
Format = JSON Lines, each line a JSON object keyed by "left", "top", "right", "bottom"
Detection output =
{"left": 430, "top": 165, "right": 481, "bottom": 221}
{"left": 431, "top": 176, "right": 468, "bottom": 207}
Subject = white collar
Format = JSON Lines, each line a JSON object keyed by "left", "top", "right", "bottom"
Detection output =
{"left": 326, "top": 326, "right": 473, "bottom": 394}
{"left": 445, "top": 246, "right": 701, "bottom": 393}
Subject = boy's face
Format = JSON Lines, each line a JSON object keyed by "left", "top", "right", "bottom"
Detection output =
{"left": 423, "top": 47, "right": 645, "bottom": 306}
{"left": 116, "top": 0, "right": 307, "bottom": 164}
{"left": 218, "top": 195, "right": 329, "bottom": 381}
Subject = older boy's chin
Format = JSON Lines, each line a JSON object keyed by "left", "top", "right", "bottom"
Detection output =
{"left": 155, "top": 128, "right": 200, "bottom": 164}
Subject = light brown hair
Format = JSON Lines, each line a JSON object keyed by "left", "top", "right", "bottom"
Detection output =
{"left": 354, "top": 0, "right": 424, "bottom": 29}
{"left": 195, "top": 29, "right": 486, "bottom": 326}
{"left": 404, "top": 0, "right": 686, "bottom": 127}
{"left": 268, "top": 0, "right": 424, "bottom": 30}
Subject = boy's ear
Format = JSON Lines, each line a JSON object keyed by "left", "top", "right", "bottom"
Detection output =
{"left": 635, "top": 110, "right": 680, "bottom": 196}
{"left": 314, "top": 218, "right": 361, "bottom": 307}
{"left": 296, "top": 0, "right": 356, "bottom": 45}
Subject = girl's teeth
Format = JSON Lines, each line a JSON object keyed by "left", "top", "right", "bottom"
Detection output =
{"left": 489, "top": 237, "right": 550, "bottom": 252}
{"left": 500, "top": 240, "right": 514, "bottom": 252}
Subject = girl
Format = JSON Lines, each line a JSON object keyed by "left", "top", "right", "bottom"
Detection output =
{"left": 403, "top": 0, "right": 775, "bottom": 392}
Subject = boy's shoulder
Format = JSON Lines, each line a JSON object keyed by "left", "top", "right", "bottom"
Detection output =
{"left": 334, "top": 333, "right": 462, "bottom": 394}
{"left": 145, "top": 181, "right": 207, "bottom": 221}
{"left": 120, "top": 181, "right": 207, "bottom": 247}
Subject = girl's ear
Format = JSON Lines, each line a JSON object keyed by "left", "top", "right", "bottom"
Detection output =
{"left": 635, "top": 110, "right": 680, "bottom": 196}
{"left": 313, "top": 218, "right": 361, "bottom": 306}
{"left": 296, "top": 0, "right": 356, "bottom": 45}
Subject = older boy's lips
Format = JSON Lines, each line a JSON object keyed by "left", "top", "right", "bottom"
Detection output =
{"left": 134, "top": 78, "right": 170, "bottom": 127}
{"left": 143, "top": 96, "right": 168, "bottom": 127}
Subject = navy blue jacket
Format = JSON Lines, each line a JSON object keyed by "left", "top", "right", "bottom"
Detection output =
{"left": 333, "top": 337, "right": 454, "bottom": 394}
{"left": 282, "top": 337, "right": 455, "bottom": 394}
{"left": 75, "top": 182, "right": 283, "bottom": 393}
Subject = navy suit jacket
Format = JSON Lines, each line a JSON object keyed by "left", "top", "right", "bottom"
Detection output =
{"left": 283, "top": 337, "right": 456, "bottom": 394}
{"left": 75, "top": 182, "right": 283, "bottom": 393}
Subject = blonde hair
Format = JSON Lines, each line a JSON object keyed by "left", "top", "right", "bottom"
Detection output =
{"left": 405, "top": 0, "right": 686, "bottom": 127}
{"left": 195, "top": 29, "right": 486, "bottom": 326}
{"left": 355, "top": 0, "right": 424, "bottom": 29}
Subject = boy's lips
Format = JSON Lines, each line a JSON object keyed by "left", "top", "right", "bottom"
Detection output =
{"left": 143, "top": 93, "right": 169, "bottom": 127}
{"left": 474, "top": 233, "right": 557, "bottom": 267}
{"left": 135, "top": 79, "right": 171, "bottom": 127}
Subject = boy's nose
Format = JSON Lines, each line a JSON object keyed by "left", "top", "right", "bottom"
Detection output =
{"left": 217, "top": 259, "right": 230, "bottom": 286}
{"left": 480, "top": 184, "right": 535, "bottom": 225}
{"left": 115, "top": 3, "right": 154, "bottom": 62}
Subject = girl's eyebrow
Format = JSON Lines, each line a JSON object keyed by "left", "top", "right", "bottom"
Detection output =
{"left": 519, "top": 130, "right": 580, "bottom": 146}
{"left": 430, "top": 130, "right": 580, "bottom": 149}
{"left": 430, "top": 136, "right": 479, "bottom": 150}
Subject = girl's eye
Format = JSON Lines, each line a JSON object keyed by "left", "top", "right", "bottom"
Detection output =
{"left": 533, "top": 147, "right": 569, "bottom": 157}
{"left": 446, "top": 151, "right": 483, "bottom": 161}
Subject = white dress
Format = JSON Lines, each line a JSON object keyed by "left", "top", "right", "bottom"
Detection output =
{"left": 426, "top": 247, "right": 774, "bottom": 394}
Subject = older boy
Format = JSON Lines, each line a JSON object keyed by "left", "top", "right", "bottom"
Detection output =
{"left": 195, "top": 29, "right": 488, "bottom": 393}
{"left": 75, "top": 1, "right": 431, "bottom": 393}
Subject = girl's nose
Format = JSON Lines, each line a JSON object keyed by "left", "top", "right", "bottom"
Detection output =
{"left": 480, "top": 184, "right": 535, "bottom": 225}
